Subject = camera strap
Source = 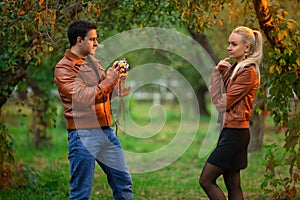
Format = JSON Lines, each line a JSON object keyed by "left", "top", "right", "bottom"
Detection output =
{"left": 86, "top": 55, "right": 101, "bottom": 83}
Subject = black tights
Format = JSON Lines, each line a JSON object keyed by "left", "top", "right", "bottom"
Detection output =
{"left": 199, "top": 162, "right": 244, "bottom": 200}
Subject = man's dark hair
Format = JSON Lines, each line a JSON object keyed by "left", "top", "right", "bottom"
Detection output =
{"left": 67, "top": 20, "right": 97, "bottom": 47}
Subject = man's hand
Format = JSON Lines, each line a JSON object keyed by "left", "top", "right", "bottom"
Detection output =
{"left": 106, "top": 66, "right": 120, "bottom": 82}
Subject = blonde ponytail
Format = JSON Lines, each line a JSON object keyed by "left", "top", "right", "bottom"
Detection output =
{"left": 230, "top": 27, "right": 263, "bottom": 83}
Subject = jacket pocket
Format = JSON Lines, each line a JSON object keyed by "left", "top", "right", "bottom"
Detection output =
{"left": 243, "top": 110, "right": 250, "bottom": 121}
{"left": 79, "top": 65, "right": 99, "bottom": 86}
{"left": 230, "top": 108, "right": 250, "bottom": 121}
{"left": 231, "top": 107, "right": 243, "bottom": 121}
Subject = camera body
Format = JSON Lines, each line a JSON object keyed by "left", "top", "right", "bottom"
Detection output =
{"left": 115, "top": 59, "right": 130, "bottom": 72}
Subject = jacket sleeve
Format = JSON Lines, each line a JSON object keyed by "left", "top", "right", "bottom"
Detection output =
{"left": 209, "top": 67, "right": 226, "bottom": 106}
{"left": 54, "top": 62, "right": 117, "bottom": 107}
{"left": 210, "top": 66, "right": 258, "bottom": 112}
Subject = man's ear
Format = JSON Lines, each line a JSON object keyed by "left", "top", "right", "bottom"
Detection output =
{"left": 77, "top": 36, "right": 83, "bottom": 45}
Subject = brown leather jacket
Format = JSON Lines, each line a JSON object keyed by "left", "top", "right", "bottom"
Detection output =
{"left": 54, "top": 50, "right": 119, "bottom": 130}
{"left": 209, "top": 63, "right": 259, "bottom": 128}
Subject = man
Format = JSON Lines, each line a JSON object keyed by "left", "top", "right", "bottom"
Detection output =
{"left": 54, "top": 20, "right": 133, "bottom": 200}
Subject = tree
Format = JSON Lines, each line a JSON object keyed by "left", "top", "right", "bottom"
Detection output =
{"left": 0, "top": 0, "right": 83, "bottom": 187}
{"left": 80, "top": 1, "right": 300, "bottom": 197}
{"left": 1, "top": 1, "right": 299, "bottom": 196}
{"left": 253, "top": 0, "right": 300, "bottom": 198}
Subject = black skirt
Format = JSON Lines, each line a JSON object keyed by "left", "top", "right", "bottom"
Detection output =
{"left": 207, "top": 128, "right": 250, "bottom": 170}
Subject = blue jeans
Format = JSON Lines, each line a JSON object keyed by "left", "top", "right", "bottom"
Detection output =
{"left": 68, "top": 127, "right": 133, "bottom": 200}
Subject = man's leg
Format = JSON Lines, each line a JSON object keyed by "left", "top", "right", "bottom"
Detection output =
{"left": 97, "top": 160, "right": 133, "bottom": 200}
{"left": 68, "top": 130, "right": 95, "bottom": 200}
{"left": 97, "top": 127, "right": 133, "bottom": 200}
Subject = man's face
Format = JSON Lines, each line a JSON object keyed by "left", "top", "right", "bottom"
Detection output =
{"left": 79, "top": 29, "right": 98, "bottom": 56}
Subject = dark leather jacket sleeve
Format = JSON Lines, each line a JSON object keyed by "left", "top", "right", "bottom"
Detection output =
{"left": 55, "top": 54, "right": 116, "bottom": 107}
{"left": 54, "top": 50, "right": 117, "bottom": 129}
{"left": 209, "top": 64, "right": 259, "bottom": 128}
{"left": 210, "top": 65, "right": 258, "bottom": 112}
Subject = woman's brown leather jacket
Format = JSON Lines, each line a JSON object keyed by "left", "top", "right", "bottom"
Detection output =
{"left": 54, "top": 50, "right": 119, "bottom": 130}
{"left": 209, "top": 63, "right": 259, "bottom": 128}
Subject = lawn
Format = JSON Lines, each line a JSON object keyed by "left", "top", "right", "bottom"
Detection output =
{"left": 0, "top": 100, "right": 286, "bottom": 199}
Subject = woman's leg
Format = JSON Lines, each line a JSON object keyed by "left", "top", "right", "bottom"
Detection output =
{"left": 199, "top": 162, "right": 226, "bottom": 200}
{"left": 223, "top": 170, "right": 244, "bottom": 200}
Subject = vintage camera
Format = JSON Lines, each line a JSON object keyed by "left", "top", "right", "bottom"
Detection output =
{"left": 115, "top": 58, "right": 130, "bottom": 72}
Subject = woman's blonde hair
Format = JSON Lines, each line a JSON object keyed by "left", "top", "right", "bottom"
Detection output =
{"left": 230, "top": 26, "right": 263, "bottom": 82}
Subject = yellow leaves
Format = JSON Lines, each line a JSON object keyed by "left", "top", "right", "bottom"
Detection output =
{"left": 52, "top": 11, "right": 56, "bottom": 21}
{"left": 25, "top": 33, "right": 28, "bottom": 42}
{"left": 296, "top": 58, "right": 300, "bottom": 68}
{"left": 287, "top": 21, "right": 295, "bottom": 30}
{"left": 181, "top": 11, "right": 185, "bottom": 18}
{"left": 25, "top": 0, "right": 31, "bottom": 11}
{"left": 17, "top": 9, "right": 25, "bottom": 16}
{"left": 219, "top": 19, "right": 223, "bottom": 26}
{"left": 269, "top": 65, "right": 283, "bottom": 75}
{"left": 93, "top": 7, "right": 100, "bottom": 16}
{"left": 34, "top": 12, "right": 43, "bottom": 25}
{"left": 277, "top": 30, "right": 288, "bottom": 41}
{"left": 48, "top": 46, "right": 54, "bottom": 52}
{"left": 34, "top": 9, "right": 57, "bottom": 27}
{"left": 269, "top": 65, "right": 275, "bottom": 74}
{"left": 32, "top": 38, "right": 38, "bottom": 44}
{"left": 276, "top": 66, "right": 282, "bottom": 74}
{"left": 39, "top": 0, "right": 45, "bottom": 8}
{"left": 228, "top": 7, "right": 236, "bottom": 21}
{"left": 85, "top": 2, "right": 101, "bottom": 15}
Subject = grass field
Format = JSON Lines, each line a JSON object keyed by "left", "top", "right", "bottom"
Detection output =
{"left": 0, "top": 100, "right": 287, "bottom": 199}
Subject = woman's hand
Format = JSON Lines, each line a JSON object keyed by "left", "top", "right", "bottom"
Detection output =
{"left": 216, "top": 57, "right": 231, "bottom": 71}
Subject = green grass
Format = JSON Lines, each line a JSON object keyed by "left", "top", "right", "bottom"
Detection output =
{"left": 0, "top": 101, "right": 286, "bottom": 199}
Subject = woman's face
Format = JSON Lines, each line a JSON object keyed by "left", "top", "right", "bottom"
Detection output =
{"left": 227, "top": 32, "right": 250, "bottom": 63}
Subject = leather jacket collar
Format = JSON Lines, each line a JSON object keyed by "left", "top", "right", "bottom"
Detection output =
{"left": 64, "top": 49, "right": 85, "bottom": 65}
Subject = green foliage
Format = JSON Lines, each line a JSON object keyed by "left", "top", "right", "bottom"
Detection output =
{"left": 1, "top": 102, "right": 280, "bottom": 199}
{"left": 172, "top": 0, "right": 234, "bottom": 32}
{"left": 0, "top": 0, "right": 58, "bottom": 68}
{"left": 263, "top": 2, "right": 300, "bottom": 125}
{"left": 92, "top": 0, "right": 182, "bottom": 32}
{"left": 0, "top": 122, "right": 15, "bottom": 171}
{"left": 1, "top": 0, "right": 300, "bottom": 198}
{"left": 260, "top": 1, "right": 300, "bottom": 198}
{"left": 260, "top": 144, "right": 299, "bottom": 199}
{"left": 0, "top": 120, "right": 37, "bottom": 189}
{"left": 0, "top": 163, "right": 68, "bottom": 199}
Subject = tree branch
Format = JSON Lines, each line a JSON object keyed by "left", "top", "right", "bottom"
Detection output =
{"left": 253, "top": 0, "right": 282, "bottom": 47}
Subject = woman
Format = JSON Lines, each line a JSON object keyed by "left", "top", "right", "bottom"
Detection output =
{"left": 199, "top": 26, "right": 263, "bottom": 199}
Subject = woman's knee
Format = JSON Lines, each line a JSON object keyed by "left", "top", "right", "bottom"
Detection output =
{"left": 199, "top": 163, "right": 223, "bottom": 188}
{"left": 199, "top": 175, "right": 213, "bottom": 189}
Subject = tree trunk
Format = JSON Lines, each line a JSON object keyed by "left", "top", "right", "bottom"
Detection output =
{"left": 188, "top": 29, "right": 219, "bottom": 64}
{"left": 188, "top": 29, "right": 219, "bottom": 117}
{"left": 196, "top": 86, "right": 209, "bottom": 116}
{"left": 30, "top": 97, "right": 51, "bottom": 149}
{"left": 253, "top": 0, "right": 282, "bottom": 47}
{"left": 249, "top": 96, "right": 265, "bottom": 151}
{"left": 250, "top": 0, "right": 282, "bottom": 151}
{"left": 0, "top": 61, "right": 27, "bottom": 108}
{"left": 26, "top": 75, "right": 52, "bottom": 149}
